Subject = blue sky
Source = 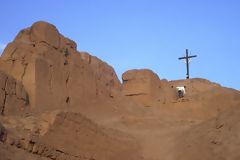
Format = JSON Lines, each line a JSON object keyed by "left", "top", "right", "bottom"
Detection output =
{"left": 0, "top": 0, "right": 240, "bottom": 89}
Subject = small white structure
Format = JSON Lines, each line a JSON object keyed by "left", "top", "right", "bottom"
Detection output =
{"left": 176, "top": 86, "right": 186, "bottom": 98}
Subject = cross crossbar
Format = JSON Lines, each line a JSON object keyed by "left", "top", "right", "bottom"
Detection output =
{"left": 178, "top": 55, "right": 197, "bottom": 60}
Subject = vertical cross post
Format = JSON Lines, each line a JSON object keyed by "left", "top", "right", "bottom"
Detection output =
{"left": 186, "top": 49, "right": 190, "bottom": 79}
{"left": 178, "top": 49, "right": 197, "bottom": 79}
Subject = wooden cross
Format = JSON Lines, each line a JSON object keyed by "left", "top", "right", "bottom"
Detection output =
{"left": 178, "top": 49, "right": 197, "bottom": 79}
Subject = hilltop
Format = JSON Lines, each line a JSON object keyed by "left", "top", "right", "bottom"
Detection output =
{"left": 0, "top": 21, "right": 240, "bottom": 160}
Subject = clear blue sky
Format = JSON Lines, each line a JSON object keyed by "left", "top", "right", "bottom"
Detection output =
{"left": 0, "top": 0, "right": 240, "bottom": 89}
